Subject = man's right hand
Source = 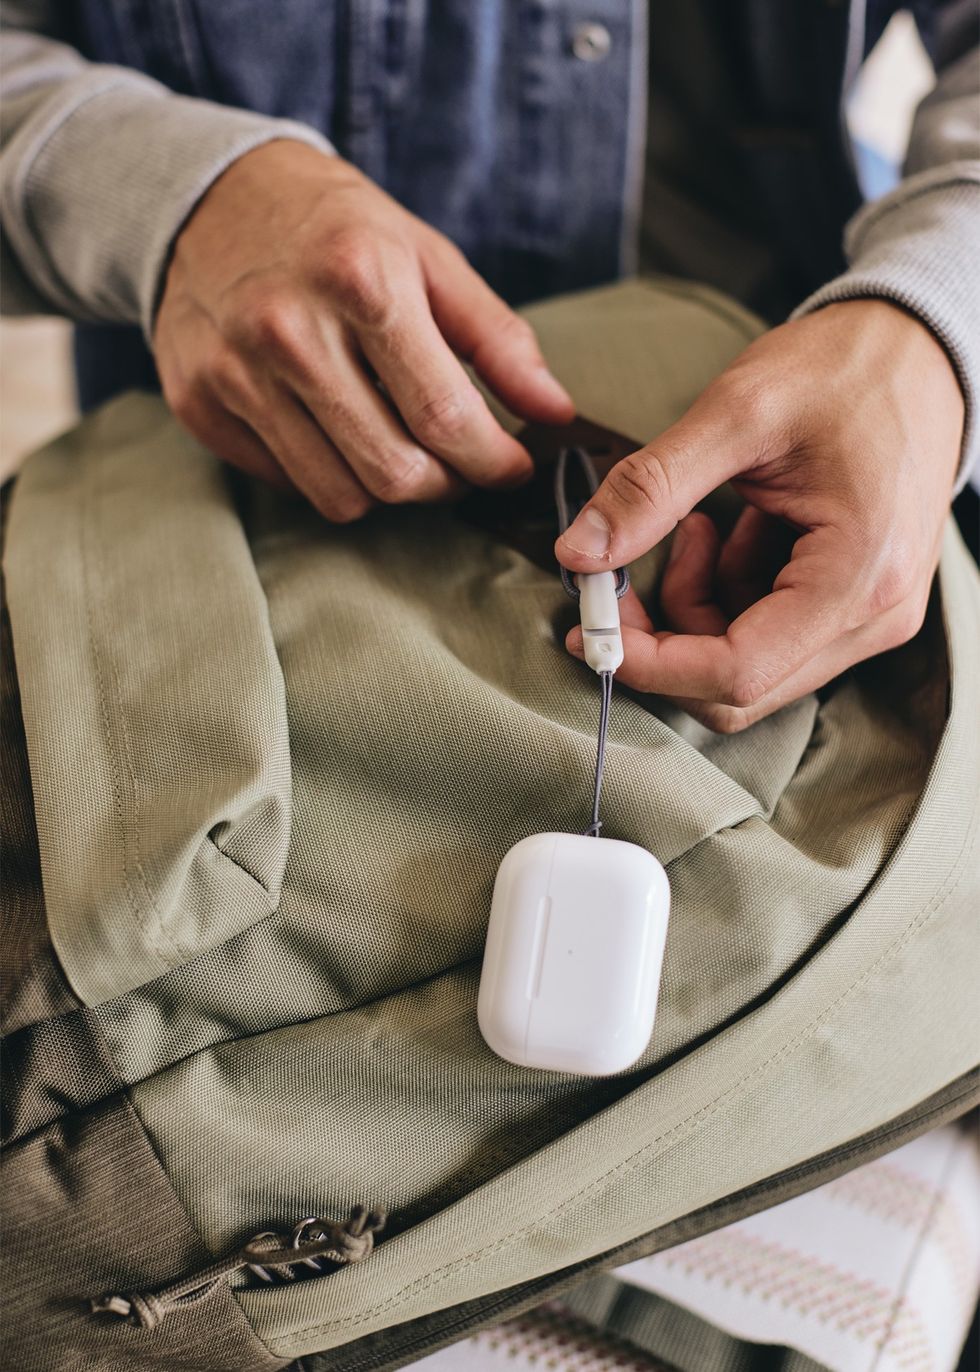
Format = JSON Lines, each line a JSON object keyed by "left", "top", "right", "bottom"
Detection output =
{"left": 153, "top": 142, "right": 574, "bottom": 521}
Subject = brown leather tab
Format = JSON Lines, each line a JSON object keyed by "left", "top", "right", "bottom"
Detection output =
{"left": 458, "top": 416, "right": 638, "bottom": 574}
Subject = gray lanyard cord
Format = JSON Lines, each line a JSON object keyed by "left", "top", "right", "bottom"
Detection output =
{"left": 554, "top": 448, "right": 629, "bottom": 839}
{"left": 585, "top": 666, "right": 614, "bottom": 837}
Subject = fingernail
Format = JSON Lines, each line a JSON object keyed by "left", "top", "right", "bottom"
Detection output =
{"left": 668, "top": 522, "right": 687, "bottom": 563}
{"left": 566, "top": 627, "right": 584, "bottom": 658}
{"left": 561, "top": 505, "right": 610, "bottom": 559}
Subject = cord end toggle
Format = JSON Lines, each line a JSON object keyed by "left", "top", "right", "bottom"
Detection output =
{"left": 578, "top": 570, "right": 624, "bottom": 673}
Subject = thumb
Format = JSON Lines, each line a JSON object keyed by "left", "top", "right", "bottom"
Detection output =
{"left": 555, "top": 397, "right": 754, "bottom": 571}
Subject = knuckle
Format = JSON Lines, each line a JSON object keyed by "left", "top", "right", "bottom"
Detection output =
{"left": 370, "top": 455, "right": 426, "bottom": 503}
{"left": 678, "top": 700, "right": 751, "bottom": 734}
{"left": 410, "top": 390, "right": 471, "bottom": 450}
{"left": 724, "top": 667, "right": 768, "bottom": 710}
{"left": 887, "top": 596, "right": 928, "bottom": 648}
{"left": 709, "top": 371, "right": 789, "bottom": 453}
{"left": 473, "top": 309, "right": 540, "bottom": 367}
{"left": 729, "top": 378, "right": 772, "bottom": 433}
{"left": 165, "top": 375, "right": 204, "bottom": 429}
{"left": 207, "top": 354, "right": 250, "bottom": 407}
{"left": 323, "top": 229, "right": 392, "bottom": 326}
{"left": 712, "top": 368, "right": 769, "bottom": 424}
{"left": 494, "top": 311, "right": 537, "bottom": 351}
{"left": 238, "top": 291, "right": 307, "bottom": 364}
{"left": 608, "top": 449, "right": 674, "bottom": 515}
{"left": 866, "top": 555, "right": 916, "bottom": 617}
{"left": 703, "top": 704, "right": 752, "bottom": 735}
{"left": 164, "top": 377, "right": 194, "bottom": 424}
{"left": 429, "top": 228, "right": 464, "bottom": 261}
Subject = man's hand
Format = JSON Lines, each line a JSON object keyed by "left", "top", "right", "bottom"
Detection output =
{"left": 154, "top": 142, "right": 574, "bottom": 520}
{"left": 556, "top": 300, "right": 964, "bottom": 731}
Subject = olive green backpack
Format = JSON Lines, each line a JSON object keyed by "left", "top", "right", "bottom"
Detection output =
{"left": 4, "top": 280, "right": 978, "bottom": 1372}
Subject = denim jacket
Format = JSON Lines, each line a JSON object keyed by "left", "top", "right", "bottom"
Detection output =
{"left": 3, "top": 0, "right": 978, "bottom": 447}
{"left": 63, "top": 0, "right": 973, "bottom": 298}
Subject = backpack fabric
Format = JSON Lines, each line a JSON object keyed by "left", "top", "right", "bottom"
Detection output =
{"left": 3, "top": 278, "right": 978, "bottom": 1371}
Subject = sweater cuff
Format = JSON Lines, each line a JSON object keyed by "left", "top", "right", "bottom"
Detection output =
{"left": 791, "top": 168, "right": 980, "bottom": 495}
{"left": 1, "top": 68, "right": 334, "bottom": 339}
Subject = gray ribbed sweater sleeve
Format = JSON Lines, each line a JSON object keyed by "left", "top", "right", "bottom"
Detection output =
{"left": 3, "top": 7, "right": 978, "bottom": 494}
{"left": 792, "top": 45, "right": 980, "bottom": 492}
{"left": 0, "top": 20, "right": 334, "bottom": 339}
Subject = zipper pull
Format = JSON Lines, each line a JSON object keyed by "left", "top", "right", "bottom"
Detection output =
{"left": 89, "top": 1205, "right": 386, "bottom": 1331}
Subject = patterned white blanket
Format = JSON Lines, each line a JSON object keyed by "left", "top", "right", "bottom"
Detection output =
{"left": 415, "top": 1124, "right": 979, "bottom": 1372}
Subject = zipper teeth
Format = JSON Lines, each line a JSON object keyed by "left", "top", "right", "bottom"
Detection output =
{"left": 335, "top": 1075, "right": 979, "bottom": 1372}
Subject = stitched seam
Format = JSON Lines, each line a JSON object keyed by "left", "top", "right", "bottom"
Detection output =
{"left": 277, "top": 788, "right": 978, "bottom": 1344}
{"left": 79, "top": 449, "right": 164, "bottom": 969}
{"left": 314, "top": 1076, "right": 980, "bottom": 1372}
{"left": 82, "top": 453, "right": 182, "bottom": 971}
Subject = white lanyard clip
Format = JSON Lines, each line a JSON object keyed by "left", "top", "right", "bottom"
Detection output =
{"left": 554, "top": 447, "right": 628, "bottom": 674}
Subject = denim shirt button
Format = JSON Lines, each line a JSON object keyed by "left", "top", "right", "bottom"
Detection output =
{"left": 570, "top": 22, "right": 612, "bottom": 62}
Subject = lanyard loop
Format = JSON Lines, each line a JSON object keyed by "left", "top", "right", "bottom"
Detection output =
{"left": 554, "top": 447, "right": 627, "bottom": 838}
{"left": 554, "top": 447, "right": 630, "bottom": 601}
{"left": 584, "top": 667, "right": 614, "bottom": 837}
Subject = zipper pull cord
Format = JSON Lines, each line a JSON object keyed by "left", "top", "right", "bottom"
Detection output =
{"left": 90, "top": 1205, "right": 386, "bottom": 1330}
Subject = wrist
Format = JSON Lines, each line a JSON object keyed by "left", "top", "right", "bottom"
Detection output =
{"left": 792, "top": 290, "right": 971, "bottom": 496}
{"left": 155, "top": 135, "right": 337, "bottom": 336}
{"left": 826, "top": 298, "right": 962, "bottom": 401}
{"left": 815, "top": 299, "right": 965, "bottom": 460}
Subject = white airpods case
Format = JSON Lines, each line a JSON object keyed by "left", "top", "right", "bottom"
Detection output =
{"left": 478, "top": 832, "right": 670, "bottom": 1075}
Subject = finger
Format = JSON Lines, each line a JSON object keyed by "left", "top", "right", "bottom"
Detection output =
{"left": 569, "top": 606, "right": 856, "bottom": 723}
{"left": 585, "top": 529, "right": 859, "bottom": 706}
{"left": 659, "top": 513, "right": 728, "bottom": 635}
{"left": 356, "top": 282, "right": 536, "bottom": 488}
{"left": 668, "top": 659, "right": 829, "bottom": 732}
{"left": 666, "top": 631, "right": 852, "bottom": 729}
{"left": 555, "top": 381, "right": 769, "bottom": 571}
{"left": 422, "top": 234, "right": 575, "bottom": 424}
{"left": 286, "top": 334, "right": 463, "bottom": 504}
{"left": 617, "top": 584, "right": 656, "bottom": 633}
{"left": 665, "top": 584, "right": 927, "bottom": 731}
{"left": 716, "top": 506, "right": 796, "bottom": 619}
{"left": 565, "top": 580, "right": 653, "bottom": 660}
{"left": 238, "top": 385, "right": 377, "bottom": 523}
{"left": 172, "top": 383, "right": 292, "bottom": 490}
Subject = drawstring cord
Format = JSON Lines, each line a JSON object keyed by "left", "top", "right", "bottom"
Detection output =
{"left": 555, "top": 448, "right": 627, "bottom": 839}
{"left": 90, "top": 1205, "right": 386, "bottom": 1330}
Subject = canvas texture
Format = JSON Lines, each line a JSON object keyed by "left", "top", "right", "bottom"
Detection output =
{"left": 3, "top": 278, "right": 978, "bottom": 1369}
